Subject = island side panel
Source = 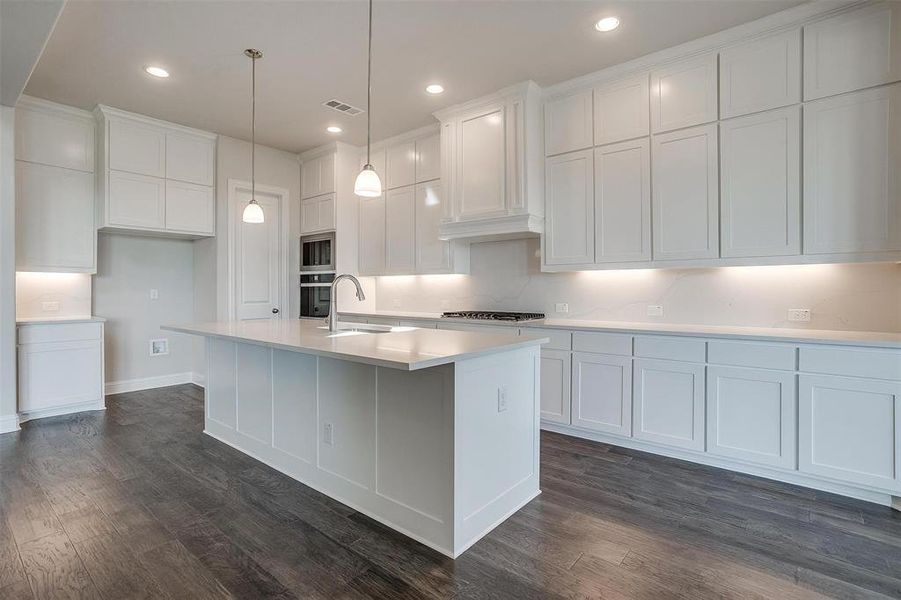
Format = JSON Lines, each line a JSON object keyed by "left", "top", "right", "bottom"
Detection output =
{"left": 452, "top": 345, "right": 541, "bottom": 557}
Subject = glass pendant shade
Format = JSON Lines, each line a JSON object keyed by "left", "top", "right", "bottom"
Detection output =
{"left": 354, "top": 164, "right": 382, "bottom": 197}
{"left": 242, "top": 200, "right": 264, "bottom": 224}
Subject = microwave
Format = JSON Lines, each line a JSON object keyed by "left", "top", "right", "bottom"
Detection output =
{"left": 300, "top": 232, "right": 335, "bottom": 272}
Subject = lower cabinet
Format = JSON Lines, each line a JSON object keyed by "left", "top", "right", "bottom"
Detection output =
{"left": 571, "top": 352, "right": 632, "bottom": 435}
{"left": 706, "top": 366, "right": 796, "bottom": 469}
{"left": 799, "top": 374, "right": 901, "bottom": 491}
{"left": 633, "top": 358, "right": 705, "bottom": 450}
{"left": 540, "top": 349, "right": 571, "bottom": 424}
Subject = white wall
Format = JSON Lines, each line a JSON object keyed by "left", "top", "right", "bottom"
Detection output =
{"left": 93, "top": 233, "right": 195, "bottom": 386}
{"left": 0, "top": 106, "right": 17, "bottom": 431}
{"left": 15, "top": 272, "right": 92, "bottom": 318}
{"left": 376, "top": 238, "right": 901, "bottom": 333}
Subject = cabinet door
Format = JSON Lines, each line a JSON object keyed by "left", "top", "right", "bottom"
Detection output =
{"left": 803, "top": 85, "right": 901, "bottom": 254}
{"left": 18, "top": 340, "right": 103, "bottom": 413}
{"left": 650, "top": 54, "right": 718, "bottom": 133}
{"left": 541, "top": 349, "right": 572, "bottom": 424}
{"left": 300, "top": 196, "right": 320, "bottom": 234}
{"left": 15, "top": 162, "right": 95, "bottom": 271}
{"left": 415, "top": 133, "right": 441, "bottom": 183}
{"left": 572, "top": 352, "right": 632, "bottom": 436}
{"left": 317, "top": 152, "right": 335, "bottom": 195}
{"left": 799, "top": 374, "right": 901, "bottom": 491}
{"left": 108, "top": 119, "right": 166, "bottom": 177}
{"left": 301, "top": 156, "right": 320, "bottom": 199}
{"left": 593, "top": 74, "right": 650, "bottom": 145}
{"left": 457, "top": 105, "right": 506, "bottom": 219}
{"left": 359, "top": 195, "right": 386, "bottom": 275}
{"left": 707, "top": 366, "right": 796, "bottom": 469}
{"left": 387, "top": 141, "right": 416, "bottom": 189}
{"left": 385, "top": 186, "right": 416, "bottom": 273}
{"left": 633, "top": 358, "right": 705, "bottom": 451}
{"left": 317, "top": 193, "right": 336, "bottom": 231}
{"left": 165, "top": 180, "right": 214, "bottom": 235}
{"left": 803, "top": 2, "right": 901, "bottom": 101}
{"left": 545, "top": 90, "right": 593, "bottom": 156}
{"left": 595, "top": 138, "right": 651, "bottom": 263}
{"left": 15, "top": 106, "right": 94, "bottom": 172}
{"left": 107, "top": 170, "right": 166, "bottom": 230}
{"left": 651, "top": 124, "right": 719, "bottom": 260}
{"left": 166, "top": 131, "right": 215, "bottom": 186}
{"left": 415, "top": 181, "right": 451, "bottom": 273}
{"left": 720, "top": 106, "right": 800, "bottom": 258}
{"left": 545, "top": 149, "right": 594, "bottom": 265}
{"left": 719, "top": 29, "right": 801, "bottom": 118}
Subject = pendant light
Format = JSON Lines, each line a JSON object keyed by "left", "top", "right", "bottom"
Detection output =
{"left": 354, "top": 0, "right": 382, "bottom": 198}
{"left": 242, "top": 48, "right": 265, "bottom": 224}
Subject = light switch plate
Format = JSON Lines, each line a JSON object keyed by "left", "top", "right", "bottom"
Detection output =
{"left": 150, "top": 289, "right": 159, "bottom": 300}
{"left": 41, "top": 301, "right": 60, "bottom": 313}
{"left": 647, "top": 305, "right": 664, "bottom": 317}
{"left": 788, "top": 308, "right": 811, "bottom": 322}
{"left": 497, "top": 386, "right": 508, "bottom": 412}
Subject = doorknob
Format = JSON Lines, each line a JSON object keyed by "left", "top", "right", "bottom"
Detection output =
{"left": 272, "top": 308, "right": 280, "bottom": 314}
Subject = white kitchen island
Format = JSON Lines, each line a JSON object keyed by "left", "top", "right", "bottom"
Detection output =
{"left": 163, "top": 319, "right": 548, "bottom": 558}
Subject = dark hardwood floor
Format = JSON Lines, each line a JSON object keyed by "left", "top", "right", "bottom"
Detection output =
{"left": 2, "top": 384, "right": 901, "bottom": 599}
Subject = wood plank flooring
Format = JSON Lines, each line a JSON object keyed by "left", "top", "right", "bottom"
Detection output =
{"left": 2, "top": 383, "right": 901, "bottom": 599}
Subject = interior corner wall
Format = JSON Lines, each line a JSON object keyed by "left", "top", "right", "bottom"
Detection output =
{"left": 0, "top": 106, "right": 17, "bottom": 431}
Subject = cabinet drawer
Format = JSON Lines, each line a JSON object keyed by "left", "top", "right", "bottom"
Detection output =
{"left": 572, "top": 331, "right": 631, "bottom": 356}
{"left": 634, "top": 336, "right": 705, "bottom": 362}
{"left": 800, "top": 346, "right": 901, "bottom": 381}
{"left": 398, "top": 320, "right": 437, "bottom": 329}
{"left": 18, "top": 322, "right": 102, "bottom": 345}
{"left": 438, "top": 322, "right": 519, "bottom": 335}
{"left": 708, "top": 341, "right": 796, "bottom": 371}
{"left": 526, "top": 328, "right": 571, "bottom": 351}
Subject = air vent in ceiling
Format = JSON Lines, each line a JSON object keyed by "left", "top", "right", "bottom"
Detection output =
{"left": 322, "top": 99, "right": 364, "bottom": 116}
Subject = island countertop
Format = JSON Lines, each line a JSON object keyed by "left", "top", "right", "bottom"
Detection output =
{"left": 163, "top": 319, "right": 548, "bottom": 371}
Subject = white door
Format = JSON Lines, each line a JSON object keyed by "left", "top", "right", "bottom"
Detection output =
{"left": 545, "top": 149, "right": 594, "bottom": 265}
{"left": 595, "top": 139, "right": 651, "bottom": 263}
{"left": 233, "top": 187, "right": 282, "bottom": 320}
{"left": 571, "top": 352, "right": 632, "bottom": 436}
{"left": 540, "top": 349, "right": 572, "bottom": 424}
{"left": 385, "top": 186, "right": 416, "bottom": 273}
{"left": 415, "top": 181, "right": 451, "bottom": 273}
{"left": 633, "top": 358, "right": 705, "bottom": 450}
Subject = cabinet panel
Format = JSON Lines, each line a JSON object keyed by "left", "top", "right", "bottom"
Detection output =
{"left": 525, "top": 328, "right": 571, "bottom": 351}
{"left": 318, "top": 152, "right": 335, "bottom": 195}
{"left": 804, "top": 84, "right": 901, "bottom": 254}
{"left": 799, "top": 375, "right": 900, "bottom": 491}
{"left": 15, "top": 104, "right": 94, "bottom": 172}
{"left": 572, "top": 332, "right": 632, "bottom": 356}
{"left": 386, "top": 187, "right": 415, "bottom": 273}
{"left": 15, "top": 162, "right": 95, "bottom": 272}
{"left": 457, "top": 105, "right": 507, "bottom": 218}
{"left": 415, "top": 133, "right": 441, "bottom": 183}
{"left": 572, "top": 352, "right": 632, "bottom": 436}
{"left": 108, "top": 119, "right": 166, "bottom": 177}
{"left": 804, "top": 2, "right": 901, "bottom": 101}
{"left": 719, "top": 29, "right": 801, "bottom": 118}
{"left": 799, "top": 346, "right": 901, "bottom": 381}
{"left": 545, "top": 90, "right": 593, "bottom": 156}
{"left": 18, "top": 340, "right": 103, "bottom": 413}
{"left": 108, "top": 170, "right": 166, "bottom": 230}
{"left": 650, "top": 54, "right": 718, "bottom": 133}
{"left": 540, "top": 349, "right": 572, "bottom": 424}
{"left": 720, "top": 106, "right": 800, "bottom": 258}
{"left": 361, "top": 148, "right": 388, "bottom": 189}
{"left": 651, "top": 124, "right": 719, "bottom": 260}
{"left": 301, "top": 193, "right": 336, "bottom": 234}
{"left": 165, "top": 180, "right": 214, "bottom": 235}
{"left": 545, "top": 149, "right": 594, "bottom": 265}
{"left": 634, "top": 336, "right": 706, "bottom": 362}
{"left": 707, "top": 366, "right": 796, "bottom": 469}
{"left": 633, "top": 358, "right": 705, "bottom": 450}
{"left": 359, "top": 196, "right": 386, "bottom": 275}
{"left": 595, "top": 138, "right": 651, "bottom": 263}
{"left": 387, "top": 141, "right": 416, "bottom": 189}
{"left": 415, "top": 181, "right": 452, "bottom": 273}
{"left": 301, "top": 153, "right": 336, "bottom": 199}
{"left": 593, "top": 74, "right": 650, "bottom": 145}
{"left": 166, "top": 131, "right": 215, "bottom": 185}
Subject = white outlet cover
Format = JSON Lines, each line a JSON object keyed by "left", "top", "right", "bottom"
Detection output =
{"left": 555, "top": 303, "right": 569, "bottom": 314}
{"left": 647, "top": 305, "right": 664, "bottom": 317}
{"left": 150, "top": 289, "right": 159, "bottom": 300}
{"left": 497, "top": 386, "right": 508, "bottom": 412}
{"left": 788, "top": 308, "right": 811, "bottom": 322}
{"left": 149, "top": 338, "right": 169, "bottom": 356}
{"left": 41, "top": 301, "right": 60, "bottom": 312}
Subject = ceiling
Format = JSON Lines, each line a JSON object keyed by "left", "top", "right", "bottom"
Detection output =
{"left": 25, "top": 0, "right": 804, "bottom": 154}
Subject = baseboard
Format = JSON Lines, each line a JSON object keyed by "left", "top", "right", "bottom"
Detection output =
{"left": 18, "top": 399, "right": 105, "bottom": 424}
{"left": 0, "top": 413, "right": 20, "bottom": 434}
{"left": 191, "top": 372, "right": 206, "bottom": 388}
{"left": 105, "top": 372, "right": 196, "bottom": 395}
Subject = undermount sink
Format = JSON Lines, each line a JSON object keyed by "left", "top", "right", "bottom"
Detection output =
{"left": 319, "top": 323, "right": 396, "bottom": 335}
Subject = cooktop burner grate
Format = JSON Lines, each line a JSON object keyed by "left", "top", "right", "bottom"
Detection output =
{"left": 441, "top": 311, "right": 545, "bottom": 322}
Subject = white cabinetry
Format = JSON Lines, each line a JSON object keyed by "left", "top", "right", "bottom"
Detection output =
{"left": 300, "top": 193, "right": 336, "bottom": 234}
{"left": 415, "top": 133, "right": 441, "bottom": 183}
{"left": 593, "top": 74, "right": 650, "bottom": 145}
{"left": 595, "top": 138, "right": 651, "bottom": 263}
{"left": 97, "top": 105, "right": 216, "bottom": 238}
{"left": 572, "top": 352, "right": 632, "bottom": 436}
{"left": 300, "top": 152, "right": 336, "bottom": 199}
{"left": 385, "top": 186, "right": 416, "bottom": 273}
{"left": 633, "top": 358, "right": 705, "bottom": 451}
{"left": 544, "top": 149, "right": 594, "bottom": 265}
{"left": 300, "top": 150, "right": 338, "bottom": 233}
{"left": 540, "top": 349, "right": 572, "bottom": 424}
{"left": 719, "top": 29, "right": 801, "bottom": 118}
{"left": 650, "top": 54, "right": 718, "bottom": 133}
{"left": 803, "top": 84, "right": 901, "bottom": 254}
{"left": 415, "top": 181, "right": 453, "bottom": 273}
{"left": 544, "top": 90, "right": 592, "bottom": 156}
{"left": 803, "top": 1, "right": 901, "bottom": 101}
{"left": 651, "top": 124, "right": 719, "bottom": 260}
{"left": 386, "top": 140, "right": 415, "bottom": 189}
{"left": 720, "top": 106, "right": 800, "bottom": 258}
{"left": 359, "top": 195, "right": 386, "bottom": 275}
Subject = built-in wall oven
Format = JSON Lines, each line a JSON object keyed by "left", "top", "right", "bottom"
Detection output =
{"left": 300, "top": 232, "right": 335, "bottom": 272}
{"left": 300, "top": 272, "right": 335, "bottom": 318}
{"left": 300, "top": 233, "right": 336, "bottom": 318}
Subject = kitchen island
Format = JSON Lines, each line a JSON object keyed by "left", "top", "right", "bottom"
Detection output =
{"left": 163, "top": 319, "right": 548, "bottom": 557}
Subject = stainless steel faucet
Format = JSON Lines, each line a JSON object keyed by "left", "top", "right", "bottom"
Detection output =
{"left": 328, "top": 274, "right": 366, "bottom": 332}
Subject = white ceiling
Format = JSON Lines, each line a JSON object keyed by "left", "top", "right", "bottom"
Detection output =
{"left": 25, "top": 0, "right": 804, "bottom": 154}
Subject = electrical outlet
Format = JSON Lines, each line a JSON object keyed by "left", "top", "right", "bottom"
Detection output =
{"left": 149, "top": 339, "right": 169, "bottom": 356}
{"left": 497, "top": 386, "right": 508, "bottom": 413}
{"left": 323, "top": 422, "right": 334, "bottom": 445}
{"left": 555, "top": 303, "right": 569, "bottom": 314}
{"left": 788, "top": 308, "right": 811, "bottom": 322}
{"left": 647, "top": 305, "right": 664, "bottom": 317}
{"left": 150, "top": 289, "right": 159, "bottom": 300}
{"left": 41, "top": 301, "right": 60, "bottom": 313}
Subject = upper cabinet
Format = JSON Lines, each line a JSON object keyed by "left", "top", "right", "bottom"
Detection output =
{"left": 15, "top": 98, "right": 94, "bottom": 173}
{"left": 544, "top": 89, "right": 593, "bottom": 156}
{"left": 719, "top": 29, "right": 801, "bottom": 118}
{"left": 96, "top": 105, "right": 216, "bottom": 238}
{"left": 595, "top": 138, "right": 651, "bottom": 263}
{"left": 650, "top": 54, "right": 718, "bottom": 134}
{"left": 386, "top": 140, "right": 415, "bottom": 189}
{"left": 593, "top": 74, "right": 650, "bottom": 145}
{"left": 544, "top": 149, "right": 594, "bottom": 266}
{"left": 415, "top": 180, "right": 455, "bottom": 273}
{"left": 385, "top": 186, "right": 416, "bottom": 273}
{"left": 435, "top": 81, "right": 544, "bottom": 241}
{"left": 300, "top": 152, "right": 336, "bottom": 199}
{"left": 415, "top": 132, "right": 441, "bottom": 182}
{"left": 804, "top": 1, "right": 901, "bottom": 101}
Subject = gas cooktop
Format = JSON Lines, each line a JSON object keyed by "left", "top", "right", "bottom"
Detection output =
{"left": 441, "top": 311, "right": 545, "bottom": 322}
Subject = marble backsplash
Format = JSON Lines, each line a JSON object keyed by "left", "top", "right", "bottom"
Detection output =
{"left": 374, "top": 238, "right": 901, "bottom": 333}
{"left": 15, "top": 272, "right": 92, "bottom": 319}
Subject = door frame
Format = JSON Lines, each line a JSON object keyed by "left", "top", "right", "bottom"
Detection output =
{"left": 226, "top": 178, "right": 290, "bottom": 321}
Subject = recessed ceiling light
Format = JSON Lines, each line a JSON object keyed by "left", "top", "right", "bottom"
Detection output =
{"left": 594, "top": 17, "right": 620, "bottom": 32}
{"left": 144, "top": 65, "right": 170, "bottom": 78}
{"left": 327, "top": 126, "right": 343, "bottom": 134}
{"left": 425, "top": 84, "right": 445, "bottom": 95}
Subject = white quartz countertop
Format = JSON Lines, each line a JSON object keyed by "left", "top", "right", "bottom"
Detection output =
{"left": 339, "top": 310, "right": 901, "bottom": 349}
{"left": 162, "top": 319, "right": 548, "bottom": 371}
{"left": 16, "top": 315, "right": 106, "bottom": 325}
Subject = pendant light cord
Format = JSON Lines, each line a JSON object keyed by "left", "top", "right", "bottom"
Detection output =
{"left": 366, "top": 0, "right": 373, "bottom": 165}
{"left": 251, "top": 52, "right": 256, "bottom": 202}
